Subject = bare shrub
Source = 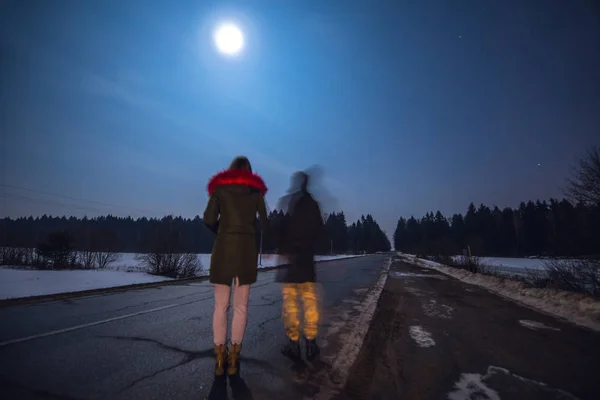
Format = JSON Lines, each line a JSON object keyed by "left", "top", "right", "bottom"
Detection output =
{"left": 523, "top": 269, "right": 551, "bottom": 289}
{"left": 0, "top": 247, "right": 26, "bottom": 266}
{"left": 172, "top": 253, "right": 203, "bottom": 278}
{"left": 36, "top": 231, "right": 74, "bottom": 269}
{"left": 135, "top": 252, "right": 166, "bottom": 276}
{"left": 135, "top": 252, "right": 202, "bottom": 278}
{"left": 96, "top": 252, "right": 120, "bottom": 269}
{"left": 24, "top": 247, "right": 45, "bottom": 268}
{"left": 541, "top": 259, "right": 600, "bottom": 297}
{"left": 431, "top": 254, "right": 493, "bottom": 274}
{"left": 564, "top": 145, "right": 600, "bottom": 207}
{"left": 78, "top": 250, "right": 97, "bottom": 269}
{"left": 1, "top": 247, "right": 45, "bottom": 268}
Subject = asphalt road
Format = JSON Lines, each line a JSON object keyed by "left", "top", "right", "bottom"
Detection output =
{"left": 335, "top": 256, "right": 600, "bottom": 400}
{"left": 0, "top": 255, "right": 390, "bottom": 400}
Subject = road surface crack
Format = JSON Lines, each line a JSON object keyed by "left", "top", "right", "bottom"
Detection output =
{"left": 99, "top": 335, "right": 213, "bottom": 394}
{"left": 250, "top": 295, "right": 282, "bottom": 307}
{"left": 99, "top": 335, "right": 285, "bottom": 394}
{"left": 258, "top": 315, "right": 280, "bottom": 331}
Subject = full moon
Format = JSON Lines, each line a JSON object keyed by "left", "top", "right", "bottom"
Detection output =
{"left": 213, "top": 23, "right": 244, "bottom": 56}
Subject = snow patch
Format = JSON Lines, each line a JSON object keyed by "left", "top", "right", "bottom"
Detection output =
{"left": 519, "top": 320, "right": 560, "bottom": 331}
{"left": 422, "top": 299, "right": 454, "bottom": 320}
{"left": 399, "top": 253, "right": 600, "bottom": 333}
{"left": 448, "top": 365, "right": 580, "bottom": 400}
{"left": 448, "top": 371, "right": 501, "bottom": 400}
{"left": 409, "top": 325, "right": 435, "bottom": 348}
{"left": 389, "top": 271, "right": 447, "bottom": 280}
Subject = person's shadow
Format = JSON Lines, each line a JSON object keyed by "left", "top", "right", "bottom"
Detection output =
{"left": 283, "top": 350, "right": 330, "bottom": 397}
{"left": 229, "top": 375, "right": 254, "bottom": 400}
{"left": 207, "top": 375, "right": 228, "bottom": 400}
{"left": 206, "top": 365, "right": 254, "bottom": 400}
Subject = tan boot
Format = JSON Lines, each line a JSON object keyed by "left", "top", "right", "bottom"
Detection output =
{"left": 214, "top": 344, "right": 227, "bottom": 376}
{"left": 227, "top": 343, "right": 242, "bottom": 375}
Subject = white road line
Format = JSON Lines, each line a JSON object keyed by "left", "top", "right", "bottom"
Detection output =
{"left": 0, "top": 303, "right": 181, "bottom": 348}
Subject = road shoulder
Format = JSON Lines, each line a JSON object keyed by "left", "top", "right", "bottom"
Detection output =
{"left": 333, "top": 256, "right": 600, "bottom": 400}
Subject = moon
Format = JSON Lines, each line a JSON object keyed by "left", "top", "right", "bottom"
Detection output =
{"left": 213, "top": 23, "right": 244, "bottom": 56}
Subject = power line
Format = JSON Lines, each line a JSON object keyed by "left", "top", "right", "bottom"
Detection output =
{"left": 0, "top": 183, "right": 170, "bottom": 216}
{"left": 0, "top": 193, "right": 171, "bottom": 218}
{"left": 1, "top": 193, "right": 116, "bottom": 214}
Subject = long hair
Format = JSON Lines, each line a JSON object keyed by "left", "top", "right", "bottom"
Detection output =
{"left": 229, "top": 156, "right": 252, "bottom": 172}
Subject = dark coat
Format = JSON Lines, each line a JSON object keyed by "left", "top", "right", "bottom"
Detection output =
{"left": 275, "top": 189, "right": 324, "bottom": 283}
{"left": 203, "top": 169, "right": 268, "bottom": 286}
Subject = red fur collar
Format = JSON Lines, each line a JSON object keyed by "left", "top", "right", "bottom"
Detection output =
{"left": 207, "top": 169, "right": 268, "bottom": 196}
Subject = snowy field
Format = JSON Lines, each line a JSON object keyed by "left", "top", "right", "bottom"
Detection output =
{"left": 418, "top": 255, "right": 584, "bottom": 277}
{"left": 0, "top": 253, "right": 361, "bottom": 300}
{"left": 0, "top": 269, "right": 172, "bottom": 300}
{"left": 109, "top": 253, "right": 359, "bottom": 272}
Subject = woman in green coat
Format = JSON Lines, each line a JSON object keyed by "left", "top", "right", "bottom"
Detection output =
{"left": 203, "top": 156, "right": 269, "bottom": 376}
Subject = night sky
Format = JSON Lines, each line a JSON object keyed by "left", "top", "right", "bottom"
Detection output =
{"left": 1, "top": 0, "right": 599, "bottom": 239}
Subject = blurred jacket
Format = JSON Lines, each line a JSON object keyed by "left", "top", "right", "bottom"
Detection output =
{"left": 276, "top": 172, "right": 324, "bottom": 283}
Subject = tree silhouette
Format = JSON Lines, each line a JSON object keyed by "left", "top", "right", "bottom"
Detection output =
{"left": 565, "top": 145, "right": 600, "bottom": 207}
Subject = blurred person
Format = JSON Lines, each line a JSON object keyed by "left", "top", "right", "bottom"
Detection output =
{"left": 304, "top": 164, "right": 339, "bottom": 216}
{"left": 275, "top": 171, "right": 324, "bottom": 361}
{"left": 203, "top": 156, "right": 269, "bottom": 376}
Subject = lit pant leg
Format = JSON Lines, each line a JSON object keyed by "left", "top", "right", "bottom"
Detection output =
{"left": 231, "top": 277, "right": 251, "bottom": 344}
{"left": 213, "top": 283, "right": 231, "bottom": 345}
{"left": 281, "top": 283, "right": 300, "bottom": 341}
{"left": 300, "top": 282, "right": 319, "bottom": 340}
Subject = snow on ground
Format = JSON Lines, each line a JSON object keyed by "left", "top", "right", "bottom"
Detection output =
{"left": 0, "top": 253, "right": 362, "bottom": 300}
{"left": 475, "top": 257, "right": 552, "bottom": 271}
{"left": 0, "top": 269, "right": 171, "bottom": 300}
{"left": 111, "top": 253, "right": 359, "bottom": 272}
{"left": 448, "top": 365, "right": 581, "bottom": 400}
{"left": 518, "top": 319, "right": 560, "bottom": 331}
{"left": 422, "top": 255, "right": 584, "bottom": 277}
{"left": 465, "top": 256, "right": 583, "bottom": 276}
{"left": 399, "top": 253, "right": 600, "bottom": 332}
{"left": 408, "top": 325, "right": 436, "bottom": 348}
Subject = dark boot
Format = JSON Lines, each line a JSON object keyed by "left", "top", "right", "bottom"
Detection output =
{"left": 305, "top": 338, "right": 320, "bottom": 361}
{"left": 281, "top": 338, "right": 301, "bottom": 359}
{"left": 227, "top": 343, "right": 242, "bottom": 375}
{"left": 214, "top": 344, "right": 227, "bottom": 376}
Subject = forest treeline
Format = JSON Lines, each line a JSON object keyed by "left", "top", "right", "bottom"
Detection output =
{"left": 393, "top": 199, "right": 600, "bottom": 258}
{"left": 0, "top": 211, "right": 392, "bottom": 255}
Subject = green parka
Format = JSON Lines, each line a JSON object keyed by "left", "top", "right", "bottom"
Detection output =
{"left": 203, "top": 169, "right": 268, "bottom": 286}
